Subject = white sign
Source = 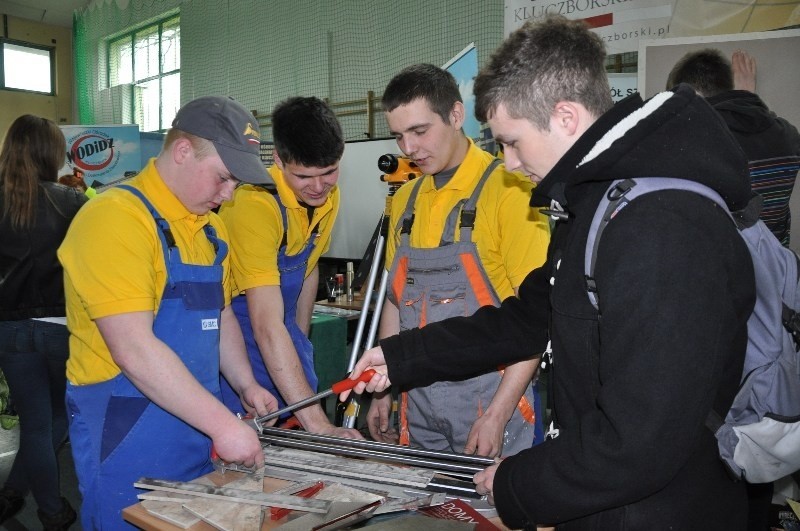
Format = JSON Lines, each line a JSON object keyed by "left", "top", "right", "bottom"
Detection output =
{"left": 608, "top": 73, "right": 638, "bottom": 101}
{"left": 504, "top": 0, "right": 674, "bottom": 54}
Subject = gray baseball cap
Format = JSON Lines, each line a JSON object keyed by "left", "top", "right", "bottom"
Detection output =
{"left": 172, "top": 96, "right": 269, "bottom": 184}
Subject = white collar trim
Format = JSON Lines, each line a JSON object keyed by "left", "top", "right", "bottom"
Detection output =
{"left": 579, "top": 91, "right": 674, "bottom": 167}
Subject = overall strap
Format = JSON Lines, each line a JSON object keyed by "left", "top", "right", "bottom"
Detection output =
{"left": 258, "top": 184, "right": 319, "bottom": 253}
{"left": 118, "top": 185, "right": 179, "bottom": 271}
{"left": 440, "top": 158, "right": 501, "bottom": 245}
{"left": 256, "top": 184, "right": 289, "bottom": 249}
{"left": 395, "top": 176, "right": 427, "bottom": 247}
{"left": 118, "top": 185, "right": 227, "bottom": 268}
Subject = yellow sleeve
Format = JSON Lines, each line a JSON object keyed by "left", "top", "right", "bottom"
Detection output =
{"left": 496, "top": 173, "right": 550, "bottom": 289}
{"left": 59, "top": 192, "right": 161, "bottom": 320}
{"left": 219, "top": 187, "right": 283, "bottom": 294}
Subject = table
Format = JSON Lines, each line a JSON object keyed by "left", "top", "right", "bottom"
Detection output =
{"left": 309, "top": 312, "right": 349, "bottom": 392}
{"left": 123, "top": 473, "right": 290, "bottom": 530}
{"left": 314, "top": 293, "right": 375, "bottom": 316}
{"left": 123, "top": 470, "right": 512, "bottom": 530}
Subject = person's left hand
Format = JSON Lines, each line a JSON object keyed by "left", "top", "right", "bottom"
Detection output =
{"left": 315, "top": 423, "right": 364, "bottom": 440}
{"left": 464, "top": 412, "right": 505, "bottom": 457}
{"left": 240, "top": 385, "right": 279, "bottom": 426}
{"left": 474, "top": 461, "right": 500, "bottom": 505}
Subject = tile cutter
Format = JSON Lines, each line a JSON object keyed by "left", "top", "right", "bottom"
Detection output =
{"left": 245, "top": 369, "right": 377, "bottom": 433}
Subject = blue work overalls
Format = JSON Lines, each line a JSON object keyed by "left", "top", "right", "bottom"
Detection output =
{"left": 65, "top": 186, "right": 225, "bottom": 529}
{"left": 221, "top": 194, "right": 318, "bottom": 415}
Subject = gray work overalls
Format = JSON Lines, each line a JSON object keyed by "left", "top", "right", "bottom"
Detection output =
{"left": 386, "top": 160, "right": 536, "bottom": 456}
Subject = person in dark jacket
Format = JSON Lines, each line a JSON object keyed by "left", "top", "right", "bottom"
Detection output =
{"left": 667, "top": 48, "right": 800, "bottom": 247}
{"left": 0, "top": 115, "right": 86, "bottom": 530}
{"left": 341, "top": 15, "right": 756, "bottom": 531}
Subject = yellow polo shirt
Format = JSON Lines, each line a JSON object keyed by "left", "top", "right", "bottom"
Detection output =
{"left": 218, "top": 165, "right": 339, "bottom": 295}
{"left": 385, "top": 140, "right": 549, "bottom": 299}
{"left": 58, "top": 158, "right": 234, "bottom": 384}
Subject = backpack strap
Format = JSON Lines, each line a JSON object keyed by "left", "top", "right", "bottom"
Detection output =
{"left": 584, "top": 178, "right": 738, "bottom": 449}
{"left": 783, "top": 300, "right": 800, "bottom": 348}
{"left": 585, "top": 177, "right": 728, "bottom": 310}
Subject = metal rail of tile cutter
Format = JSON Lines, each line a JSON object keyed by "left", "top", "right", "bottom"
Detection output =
{"left": 258, "top": 426, "right": 494, "bottom": 480}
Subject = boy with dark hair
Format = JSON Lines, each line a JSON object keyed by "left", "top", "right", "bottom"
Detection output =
{"left": 366, "top": 63, "right": 550, "bottom": 457}
{"left": 219, "top": 97, "right": 361, "bottom": 439}
{"left": 345, "top": 16, "right": 756, "bottom": 530}
{"left": 669, "top": 48, "right": 800, "bottom": 246}
{"left": 666, "top": 48, "right": 734, "bottom": 97}
{"left": 381, "top": 63, "right": 464, "bottom": 123}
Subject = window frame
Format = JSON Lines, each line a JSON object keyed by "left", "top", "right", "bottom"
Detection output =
{"left": 106, "top": 14, "right": 180, "bottom": 132}
{"left": 0, "top": 38, "right": 56, "bottom": 95}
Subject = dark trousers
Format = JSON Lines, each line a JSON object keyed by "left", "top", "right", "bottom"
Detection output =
{"left": 0, "top": 319, "right": 70, "bottom": 515}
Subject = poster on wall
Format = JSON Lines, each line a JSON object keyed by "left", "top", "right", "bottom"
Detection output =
{"left": 59, "top": 125, "right": 142, "bottom": 187}
{"left": 443, "top": 43, "right": 480, "bottom": 141}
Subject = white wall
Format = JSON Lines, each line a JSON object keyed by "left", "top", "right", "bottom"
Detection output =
{"left": 326, "top": 138, "right": 399, "bottom": 259}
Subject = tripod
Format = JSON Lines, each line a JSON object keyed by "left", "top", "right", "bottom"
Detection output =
{"left": 338, "top": 155, "right": 417, "bottom": 428}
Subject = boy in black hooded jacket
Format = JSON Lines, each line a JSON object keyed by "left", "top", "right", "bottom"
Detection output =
{"left": 343, "top": 15, "right": 755, "bottom": 531}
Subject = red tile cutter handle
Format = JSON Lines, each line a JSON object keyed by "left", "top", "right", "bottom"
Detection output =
{"left": 211, "top": 369, "right": 378, "bottom": 469}
{"left": 248, "top": 369, "right": 377, "bottom": 431}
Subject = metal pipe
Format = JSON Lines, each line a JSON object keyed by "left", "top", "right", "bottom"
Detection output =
{"left": 259, "top": 427, "right": 494, "bottom": 467}
{"left": 260, "top": 435, "right": 481, "bottom": 477}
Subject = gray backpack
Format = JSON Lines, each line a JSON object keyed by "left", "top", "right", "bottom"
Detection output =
{"left": 585, "top": 177, "right": 800, "bottom": 483}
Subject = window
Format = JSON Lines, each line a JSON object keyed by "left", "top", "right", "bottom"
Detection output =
{"left": 108, "top": 15, "right": 180, "bottom": 132}
{"left": 1, "top": 39, "right": 54, "bottom": 94}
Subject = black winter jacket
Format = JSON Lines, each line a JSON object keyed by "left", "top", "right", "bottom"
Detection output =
{"left": 0, "top": 182, "right": 87, "bottom": 320}
{"left": 381, "top": 86, "right": 755, "bottom": 530}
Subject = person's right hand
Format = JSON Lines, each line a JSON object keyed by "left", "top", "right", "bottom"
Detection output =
{"left": 212, "top": 418, "right": 265, "bottom": 469}
{"left": 732, "top": 49, "right": 756, "bottom": 93}
{"left": 339, "top": 346, "right": 391, "bottom": 401}
{"left": 366, "top": 392, "right": 399, "bottom": 444}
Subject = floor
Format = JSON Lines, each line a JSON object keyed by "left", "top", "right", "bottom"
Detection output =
{"left": 0, "top": 424, "right": 82, "bottom": 530}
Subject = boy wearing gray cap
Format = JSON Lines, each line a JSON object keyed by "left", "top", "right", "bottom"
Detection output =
{"left": 58, "top": 95, "right": 280, "bottom": 529}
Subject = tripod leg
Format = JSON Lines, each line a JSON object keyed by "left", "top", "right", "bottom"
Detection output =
{"left": 347, "top": 231, "right": 386, "bottom": 372}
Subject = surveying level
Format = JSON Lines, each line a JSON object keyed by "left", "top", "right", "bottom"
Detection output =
{"left": 378, "top": 154, "right": 418, "bottom": 184}
{"left": 337, "top": 154, "right": 420, "bottom": 430}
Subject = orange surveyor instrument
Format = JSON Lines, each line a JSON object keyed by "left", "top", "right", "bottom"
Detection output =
{"left": 247, "top": 369, "right": 377, "bottom": 433}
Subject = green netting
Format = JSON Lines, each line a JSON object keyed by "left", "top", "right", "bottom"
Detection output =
{"left": 74, "top": 0, "right": 504, "bottom": 141}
